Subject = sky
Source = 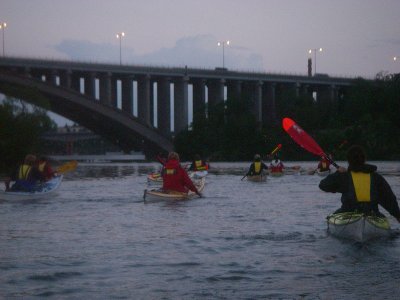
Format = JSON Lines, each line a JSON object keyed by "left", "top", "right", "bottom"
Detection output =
{"left": 1, "top": 0, "right": 400, "bottom": 124}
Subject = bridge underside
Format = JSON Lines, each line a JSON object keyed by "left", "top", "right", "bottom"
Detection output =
{"left": 0, "top": 72, "right": 174, "bottom": 158}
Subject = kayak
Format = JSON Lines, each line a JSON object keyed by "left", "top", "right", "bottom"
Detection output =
{"left": 269, "top": 171, "right": 284, "bottom": 177}
{"left": 189, "top": 170, "right": 208, "bottom": 179}
{"left": 327, "top": 212, "right": 391, "bottom": 242}
{"left": 0, "top": 175, "right": 63, "bottom": 201}
{"left": 143, "top": 177, "right": 205, "bottom": 202}
{"left": 147, "top": 172, "right": 163, "bottom": 186}
{"left": 317, "top": 169, "right": 330, "bottom": 177}
{"left": 247, "top": 174, "right": 267, "bottom": 182}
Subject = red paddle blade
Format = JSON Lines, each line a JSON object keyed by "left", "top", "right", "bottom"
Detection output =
{"left": 282, "top": 118, "right": 324, "bottom": 156}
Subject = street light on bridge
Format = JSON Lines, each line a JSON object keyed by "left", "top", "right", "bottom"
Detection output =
{"left": 0, "top": 22, "right": 6, "bottom": 57}
{"left": 217, "top": 40, "right": 230, "bottom": 69}
{"left": 394, "top": 56, "right": 398, "bottom": 62}
{"left": 308, "top": 47, "right": 323, "bottom": 76}
{"left": 116, "top": 32, "right": 125, "bottom": 65}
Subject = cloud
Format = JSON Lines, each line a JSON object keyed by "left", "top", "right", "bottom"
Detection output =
{"left": 53, "top": 34, "right": 264, "bottom": 71}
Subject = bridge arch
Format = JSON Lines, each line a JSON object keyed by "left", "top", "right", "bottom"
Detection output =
{"left": 0, "top": 72, "right": 174, "bottom": 158}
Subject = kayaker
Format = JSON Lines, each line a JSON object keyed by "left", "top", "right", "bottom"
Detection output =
{"left": 319, "top": 145, "right": 400, "bottom": 223}
{"left": 188, "top": 154, "right": 209, "bottom": 172}
{"left": 37, "top": 156, "right": 56, "bottom": 181}
{"left": 246, "top": 154, "right": 268, "bottom": 176}
{"left": 270, "top": 155, "right": 284, "bottom": 173}
{"left": 317, "top": 155, "right": 332, "bottom": 172}
{"left": 162, "top": 152, "right": 202, "bottom": 197}
{"left": 4, "top": 154, "right": 45, "bottom": 192}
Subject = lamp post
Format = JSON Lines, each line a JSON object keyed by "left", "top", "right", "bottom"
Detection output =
{"left": 308, "top": 47, "right": 323, "bottom": 75}
{"left": 217, "top": 40, "right": 230, "bottom": 69}
{"left": 116, "top": 32, "right": 125, "bottom": 65}
{"left": 0, "top": 22, "right": 6, "bottom": 57}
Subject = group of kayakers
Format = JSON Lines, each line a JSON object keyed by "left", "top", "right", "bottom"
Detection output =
{"left": 4, "top": 154, "right": 56, "bottom": 192}
{"left": 245, "top": 154, "right": 285, "bottom": 177}
{"left": 243, "top": 146, "right": 400, "bottom": 223}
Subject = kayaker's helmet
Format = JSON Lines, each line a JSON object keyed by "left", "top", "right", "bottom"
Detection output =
{"left": 254, "top": 154, "right": 261, "bottom": 161}
{"left": 347, "top": 145, "right": 365, "bottom": 169}
{"left": 168, "top": 151, "right": 180, "bottom": 161}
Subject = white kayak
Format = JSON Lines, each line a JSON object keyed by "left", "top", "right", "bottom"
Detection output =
{"left": 327, "top": 212, "right": 391, "bottom": 242}
{"left": 147, "top": 172, "right": 163, "bottom": 186}
{"left": 189, "top": 170, "right": 208, "bottom": 179}
{"left": 0, "top": 175, "right": 63, "bottom": 201}
{"left": 143, "top": 177, "right": 205, "bottom": 202}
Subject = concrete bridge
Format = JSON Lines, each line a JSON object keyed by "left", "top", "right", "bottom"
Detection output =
{"left": 0, "top": 57, "right": 354, "bottom": 157}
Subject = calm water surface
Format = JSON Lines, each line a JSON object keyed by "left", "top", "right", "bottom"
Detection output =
{"left": 1, "top": 161, "right": 400, "bottom": 299}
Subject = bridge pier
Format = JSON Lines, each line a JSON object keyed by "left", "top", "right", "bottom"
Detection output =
{"left": 263, "top": 82, "right": 277, "bottom": 125}
{"left": 157, "top": 77, "right": 171, "bottom": 136}
{"left": 207, "top": 78, "right": 225, "bottom": 113}
{"left": 99, "top": 72, "right": 112, "bottom": 106}
{"left": 174, "top": 76, "right": 189, "bottom": 133}
{"left": 138, "top": 74, "right": 151, "bottom": 127}
{"left": 192, "top": 78, "right": 206, "bottom": 120}
{"left": 121, "top": 76, "right": 134, "bottom": 115}
{"left": 84, "top": 72, "right": 96, "bottom": 99}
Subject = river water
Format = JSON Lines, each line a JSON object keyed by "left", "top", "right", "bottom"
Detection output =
{"left": 1, "top": 161, "right": 400, "bottom": 299}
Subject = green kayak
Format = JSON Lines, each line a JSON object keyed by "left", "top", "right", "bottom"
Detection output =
{"left": 327, "top": 212, "right": 391, "bottom": 242}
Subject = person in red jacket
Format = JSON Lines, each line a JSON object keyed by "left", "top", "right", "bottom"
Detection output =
{"left": 162, "top": 152, "right": 202, "bottom": 197}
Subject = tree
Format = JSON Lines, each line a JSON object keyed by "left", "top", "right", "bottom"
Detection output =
{"left": 0, "top": 97, "right": 56, "bottom": 173}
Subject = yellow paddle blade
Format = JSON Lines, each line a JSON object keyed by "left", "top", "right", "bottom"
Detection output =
{"left": 57, "top": 160, "right": 78, "bottom": 174}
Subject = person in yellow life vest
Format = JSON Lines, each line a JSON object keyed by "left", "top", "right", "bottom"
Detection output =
{"left": 5, "top": 154, "right": 45, "bottom": 192}
{"left": 188, "top": 154, "right": 209, "bottom": 172}
{"left": 246, "top": 154, "right": 268, "bottom": 176}
{"left": 319, "top": 145, "right": 400, "bottom": 223}
{"left": 37, "top": 156, "right": 56, "bottom": 181}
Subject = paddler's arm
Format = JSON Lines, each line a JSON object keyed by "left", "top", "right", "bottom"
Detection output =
{"left": 319, "top": 169, "right": 346, "bottom": 193}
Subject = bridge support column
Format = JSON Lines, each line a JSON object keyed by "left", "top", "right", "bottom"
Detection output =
{"left": 207, "top": 78, "right": 225, "bottom": 111}
{"left": 71, "top": 73, "right": 81, "bottom": 94}
{"left": 158, "top": 77, "right": 171, "bottom": 136}
{"left": 99, "top": 72, "right": 112, "bottom": 106}
{"left": 254, "top": 81, "right": 263, "bottom": 126}
{"left": 122, "top": 76, "right": 134, "bottom": 115}
{"left": 111, "top": 78, "right": 118, "bottom": 108}
{"left": 84, "top": 72, "right": 96, "bottom": 99}
{"left": 227, "top": 80, "right": 242, "bottom": 100}
{"left": 60, "top": 70, "right": 72, "bottom": 89}
{"left": 174, "top": 76, "right": 189, "bottom": 133}
{"left": 192, "top": 78, "right": 206, "bottom": 120}
{"left": 138, "top": 74, "right": 151, "bottom": 126}
{"left": 264, "top": 82, "right": 277, "bottom": 125}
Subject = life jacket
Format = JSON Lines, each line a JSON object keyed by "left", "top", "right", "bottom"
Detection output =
{"left": 351, "top": 172, "right": 371, "bottom": 203}
{"left": 254, "top": 162, "right": 261, "bottom": 174}
{"left": 38, "top": 162, "right": 46, "bottom": 172}
{"left": 348, "top": 171, "right": 379, "bottom": 213}
{"left": 18, "top": 164, "right": 32, "bottom": 180}
{"left": 270, "top": 160, "right": 283, "bottom": 172}
{"left": 194, "top": 160, "right": 207, "bottom": 171}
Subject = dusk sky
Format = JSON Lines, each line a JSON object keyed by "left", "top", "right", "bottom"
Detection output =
{"left": 1, "top": 0, "right": 399, "bottom": 78}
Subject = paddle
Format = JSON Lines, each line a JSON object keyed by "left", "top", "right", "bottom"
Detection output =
{"left": 241, "top": 144, "right": 282, "bottom": 180}
{"left": 56, "top": 160, "right": 78, "bottom": 174}
{"left": 282, "top": 118, "right": 339, "bottom": 169}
